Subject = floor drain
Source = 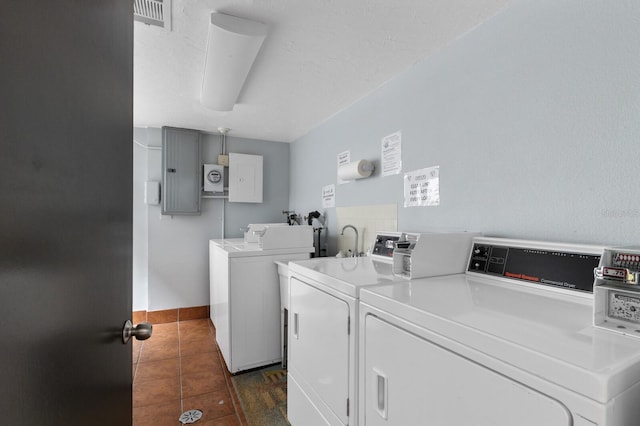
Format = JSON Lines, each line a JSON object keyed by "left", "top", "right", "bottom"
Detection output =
{"left": 179, "top": 409, "right": 203, "bottom": 424}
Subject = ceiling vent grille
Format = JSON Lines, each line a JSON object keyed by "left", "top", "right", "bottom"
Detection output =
{"left": 134, "top": 0, "right": 172, "bottom": 31}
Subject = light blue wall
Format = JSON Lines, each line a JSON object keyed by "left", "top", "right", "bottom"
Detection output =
{"left": 133, "top": 127, "right": 290, "bottom": 311}
{"left": 290, "top": 0, "right": 640, "bottom": 254}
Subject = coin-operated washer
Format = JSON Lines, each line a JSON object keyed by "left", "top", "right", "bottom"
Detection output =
{"left": 209, "top": 224, "right": 314, "bottom": 373}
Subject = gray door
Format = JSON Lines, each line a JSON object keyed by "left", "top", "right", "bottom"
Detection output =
{"left": 1, "top": 1, "right": 133, "bottom": 424}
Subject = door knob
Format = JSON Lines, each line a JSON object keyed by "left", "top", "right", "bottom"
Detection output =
{"left": 122, "top": 320, "right": 153, "bottom": 344}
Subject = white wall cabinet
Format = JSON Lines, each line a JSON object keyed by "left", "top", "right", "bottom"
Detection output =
{"left": 228, "top": 152, "right": 263, "bottom": 203}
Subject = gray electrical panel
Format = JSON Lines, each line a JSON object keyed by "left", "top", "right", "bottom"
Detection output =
{"left": 162, "top": 126, "right": 201, "bottom": 215}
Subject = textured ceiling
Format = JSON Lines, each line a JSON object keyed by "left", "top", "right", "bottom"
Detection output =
{"left": 134, "top": 0, "right": 511, "bottom": 142}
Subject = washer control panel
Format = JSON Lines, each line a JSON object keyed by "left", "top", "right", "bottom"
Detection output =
{"left": 467, "top": 241, "right": 601, "bottom": 293}
{"left": 371, "top": 232, "right": 401, "bottom": 262}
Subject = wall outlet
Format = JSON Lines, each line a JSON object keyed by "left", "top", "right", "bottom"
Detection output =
{"left": 218, "top": 154, "right": 229, "bottom": 167}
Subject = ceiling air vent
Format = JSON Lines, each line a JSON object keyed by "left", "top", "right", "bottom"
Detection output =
{"left": 134, "top": 0, "right": 172, "bottom": 31}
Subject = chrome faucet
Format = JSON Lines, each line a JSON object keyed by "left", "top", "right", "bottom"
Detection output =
{"left": 341, "top": 225, "right": 359, "bottom": 257}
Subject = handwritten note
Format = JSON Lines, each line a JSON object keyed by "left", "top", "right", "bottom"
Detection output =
{"left": 404, "top": 166, "right": 440, "bottom": 207}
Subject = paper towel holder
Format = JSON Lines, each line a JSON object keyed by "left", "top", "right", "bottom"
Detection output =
{"left": 338, "top": 159, "right": 374, "bottom": 181}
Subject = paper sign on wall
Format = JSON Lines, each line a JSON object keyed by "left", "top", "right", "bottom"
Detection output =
{"left": 322, "top": 184, "right": 335, "bottom": 208}
{"left": 337, "top": 150, "right": 350, "bottom": 185}
{"left": 404, "top": 166, "right": 440, "bottom": 207}
{"left": 381, "top": 131, "right": 402, "bottom": 177}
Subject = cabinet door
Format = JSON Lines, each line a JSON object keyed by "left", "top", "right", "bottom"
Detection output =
{"left": 162, "top": 126, "right": 201, "bottom": 214}
{"left": 290, "top": 277, "right": 350, "bottom": 424}
{"left": 363, "top": 315, "right": 572, "bottom": 426}
{"left": 228, "top": 152, "right": 263, "bottom": 203}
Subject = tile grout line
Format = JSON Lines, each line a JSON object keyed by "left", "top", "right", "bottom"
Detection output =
{"left": 132, "top": 343, "right": 139, "bottom": 384}
{"left": 214, "top": 337, "right": 246, "bottom": 426}
{"left": 178, "top": 321, "right": 184, "bottom": 416}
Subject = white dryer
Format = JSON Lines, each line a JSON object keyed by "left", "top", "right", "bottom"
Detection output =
{"left": 358, "top": 238, "right": 640, "bottom": 425}
{"left": 287, "top": 231, "right": 479, "bottom": 426}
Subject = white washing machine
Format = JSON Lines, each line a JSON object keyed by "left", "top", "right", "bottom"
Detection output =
{"left": 209, "top": 227, "right": 314, "bottom": 373}
{"left": 358, "top": 237, "right": 640, "bottom": 426}
{"left": 287, "top": 231, "right": 479, "bottom": 426}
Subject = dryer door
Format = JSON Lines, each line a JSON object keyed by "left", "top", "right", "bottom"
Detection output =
{"left": 290, "top": 277, "right": 350, "bottom": 424}
{"left": 363, "top": 314, "right": 572, "bottom": 426}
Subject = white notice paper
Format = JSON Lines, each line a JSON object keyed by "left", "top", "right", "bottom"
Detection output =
{"left": 322, "top": 184, "right": 335, "bottom": 208}
{"left": 404, "top": 166, "right": 440, "bottom": 207}
{"left": 337, "top": 150, "right": 351, "bottom": 185}
{"left": 381, "top": 131, "right": 402, "bottom": 177}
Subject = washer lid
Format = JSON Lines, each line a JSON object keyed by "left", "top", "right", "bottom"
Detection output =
{"left": 209, "top": 238, "right": 314, "bottom": 257}
{"left": 360, "top": 274, "right": 640, "bottom": 403}
{"left": 288, "top": 256, "right": 398, "bottom": 297}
